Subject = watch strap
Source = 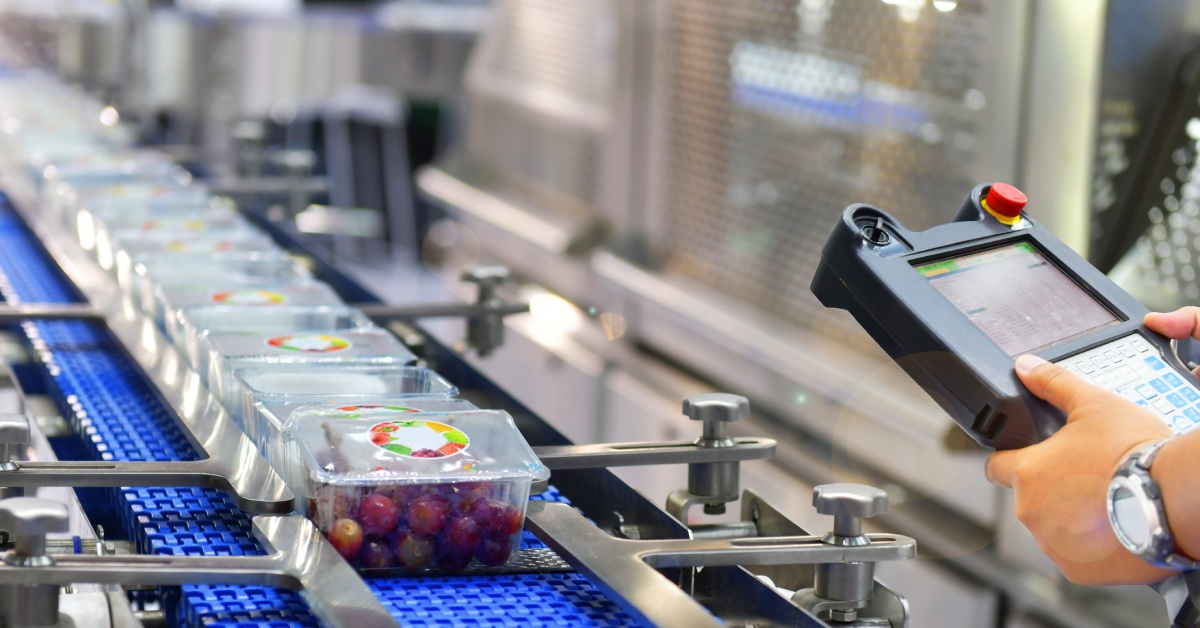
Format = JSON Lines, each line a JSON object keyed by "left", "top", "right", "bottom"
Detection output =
{"left": 1112, "top": 439, "right": 1200, "bottom": 571}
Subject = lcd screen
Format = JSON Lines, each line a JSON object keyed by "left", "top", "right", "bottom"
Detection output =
{"left": 914, "top": 242, "right": 1119, "bottom": 356}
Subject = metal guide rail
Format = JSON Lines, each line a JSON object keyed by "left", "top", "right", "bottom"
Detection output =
{"left": 0, "top": 172, "right": 916, "bottom": 627}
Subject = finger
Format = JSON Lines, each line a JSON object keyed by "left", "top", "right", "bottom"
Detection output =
{"left": 1144, "top": 308, "right": 1200, "bottom": 341}
{"left": 1014, "top": 354, "right": 1107, "bottom": 418}
{"left": 984, "top": 450, "right": 1019, "bottom": 488}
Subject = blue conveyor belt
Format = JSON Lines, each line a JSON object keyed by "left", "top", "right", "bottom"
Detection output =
{"left": 0, "top": 196, "right": 635, "bottom": 627}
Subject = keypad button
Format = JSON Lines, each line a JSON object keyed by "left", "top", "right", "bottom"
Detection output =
{"left": 1075, "top": 361, "right": 1095, "bottom": 374}
{"left": 1168, "top": 393, "right": 1187, "bottom": 408}
{"left": 1145, "top": 356, "right": 1167, "bottom": 370}
{"left": 1120, "top": 346, "right": 1136, "bottom": 358}
{"left": 1174, "top": 416, "right": 1192, "bottom": 431}
{"left": 1151, "top": 379, "right": 1172, "bottom": 393}
{"left": 1164, "top": 373, "right": 1185, "bottom": 388}
{"left": 1185, "top": 407, "right": 1200, "bottom": 422}
{"left": 1153, "top": 398, "right": 1176, "bottom": 413}
{"left": 1132, "top": 339, "right": 1151, "bottom": 352}
{"left": 1184, "top": 388, "right": 1200, "bottom": 402}
{"left": 1137, "top": 400, "right": 1150, "bottom": 408}
{"left": 1092, "top": 357, "right": 1112, "bottom": 369}
{"left": 1105, "top": 350, "right": 1122, "bottom": 363}
{"left": 1137, "top": 384, "right": 1158, "bottom": 399}
{"left": 1107, "top": 366, "right": 1139, "bottom": 388}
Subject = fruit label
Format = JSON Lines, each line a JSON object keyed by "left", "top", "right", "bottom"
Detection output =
{"left": 370, "top": 420, "right": 468, "bottom": 458}
{"left": 210, "top": 289, "right": 287, "bottom": 305}
{"left": 266, "top": 334, "right": 351, "bottom": 353}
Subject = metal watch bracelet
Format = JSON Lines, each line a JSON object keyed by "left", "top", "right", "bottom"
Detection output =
{"left": 1108, "top": 439, "right": 1199, "bottom": 571}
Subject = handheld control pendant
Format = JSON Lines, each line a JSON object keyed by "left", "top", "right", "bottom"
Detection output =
{"left": 811, "top": 183, "right": 1200, "bottom": 449}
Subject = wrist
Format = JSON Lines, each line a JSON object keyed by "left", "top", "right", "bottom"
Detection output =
{"left": 1150, "top": 434, "right": 1200, "bottom": 563}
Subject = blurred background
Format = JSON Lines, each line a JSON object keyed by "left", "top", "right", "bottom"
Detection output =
{"left": 3, "top": 0, "right": 1199, "bottom": 625}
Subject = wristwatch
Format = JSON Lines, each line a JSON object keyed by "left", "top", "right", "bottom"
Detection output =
{"left": 1107, "top": 439, "right": 1200, "bottom": 571}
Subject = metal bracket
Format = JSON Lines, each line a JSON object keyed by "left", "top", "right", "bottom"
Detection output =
{"left": 0, "top": 515, "right": 393, "bottom": 627}
{"left": 0, "top": 304, "right": 104, "bottom": 323}
{"left": 532, "top": 437, "right": 775, "bottom": 470}
{"left": 524, "top": 501, "right": 916, "bottom": 628}
{"left": 355, "top": 265, "right": 529, "bottom": 356}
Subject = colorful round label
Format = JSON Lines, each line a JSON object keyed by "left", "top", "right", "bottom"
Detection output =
{"left": 370, "top": 420, "right": 468, "bottom": 458}
{"left": 266, "top": 334, "right": 350, "bottom": 353}
{"left": 210, "top": 289, "right": 287, "bottom": 305}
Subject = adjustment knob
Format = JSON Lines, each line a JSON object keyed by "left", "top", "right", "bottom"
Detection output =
{"left": 462, "top": 265, "right": 511, "bottom": 287}
{"left": 813, "top": 483, "right": 888, "bottom": 538}
{"left": 0, "top": 497, "right": 68, "bottom": 539}
{"left": 682, "top": 393, "right": 749, "bottom": 424}
{"left": 813, "top": 483, "right": 888, "bottom": 519}
{"left": 0, "top": 413, "right": 29, "bottom": 445}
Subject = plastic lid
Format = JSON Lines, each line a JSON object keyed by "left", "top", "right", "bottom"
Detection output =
{"left": 984, "top": 183, "right": 1027, "bottom": 218}
{"left": 236, "top": 365, "right": 458, "bottom": 400}
{"left": 291, "top": 410, "right": 550, "bottom": 485}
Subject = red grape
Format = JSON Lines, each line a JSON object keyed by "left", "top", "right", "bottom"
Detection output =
{"left": 406, "top": 494, "right": 451, "bottom": 535}
{"left": 358, "top": 494, "right": 401, "bottom": 535}
{"left": 328, "top": 518, "right": 363, "bottom": 562}
{"left": 435, "top": 536, "right": 474, "bottom": 572}
{"left": 443, "top": 516, "right": 483, "bottom": 553}
{"left": 457, "top": 484, "right": 493, "bottom": 513}
{"left": 477, "top": 531, "right": 514, "bottom": 566}
{"left": 360, "top": 536, "right": 395, "bottom": 569}
{"left": 395, "top": 531, "right": 434, "bottom": 569}
{"left": 497, "top": 504, "right": 525, "bottom": 536}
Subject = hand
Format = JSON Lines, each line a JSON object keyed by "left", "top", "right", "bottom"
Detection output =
{"left": 985, "top": 354, "right": 1174, "bottom": 585}
{"left": 1146, "top": 307, "right": 1200, "bottom": 370}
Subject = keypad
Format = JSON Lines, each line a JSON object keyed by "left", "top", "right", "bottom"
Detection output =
{"left": 1057, "top": 334, "right": 1200, "bottom": 435}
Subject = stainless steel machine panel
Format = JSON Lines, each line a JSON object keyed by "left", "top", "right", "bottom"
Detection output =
{"left": 641, "top": 0, "right": 1024, "bottom": 352}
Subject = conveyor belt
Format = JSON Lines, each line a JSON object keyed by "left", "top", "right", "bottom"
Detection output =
{"left": 0, "top": 194, "right": 636, "bottom": 627}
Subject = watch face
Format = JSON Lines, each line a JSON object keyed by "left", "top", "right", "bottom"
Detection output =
{"left": 1109, "top": 477, "right": 1156, "bottom": 553}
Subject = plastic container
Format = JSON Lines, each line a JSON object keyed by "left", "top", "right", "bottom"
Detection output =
{"left": 232, "top": 365, "right": 458, "bottom": 438}
{"left": 289, "top": 409, "right": 549, "bottom": 572}
{"left": 133, "top": 253, "right": 310, "bottom": 315}
{"left": 50, "top": 179, "right": 209, "bottom": 229}
{"left": 174, "top": 305, "right": 373, "bottom": 368}
{"left": 201, "top": 328, "right": 418, "bottom": 409}
{"left": 77, "top": 202, "right": 236, "bottom": 252}
{"left": 252, "top": 399, "right": 478, "bottom": 495}
{"left": 88, "top": 209, "right": 250, "bottom": 262}
{"left": 110, "top": 232, "right": 281, "bottom": 286}
{"left": 154, "top": 281, "right": 342, "bottom": 341}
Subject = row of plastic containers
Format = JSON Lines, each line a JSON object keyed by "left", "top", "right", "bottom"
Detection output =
{"left": 0, "top": 74, "right": 549, "bottom": 573}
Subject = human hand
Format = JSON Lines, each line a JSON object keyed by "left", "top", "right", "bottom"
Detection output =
{"left": 1146, "top": 307, "right": 1200, "bottom": 378}
{"left": 985, "top": 354, "right": 1174, "bottom": 585}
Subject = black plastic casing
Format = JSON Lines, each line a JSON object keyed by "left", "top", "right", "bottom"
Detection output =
{"left": 811, "top": 183, "right": 1197, "bottom": 450}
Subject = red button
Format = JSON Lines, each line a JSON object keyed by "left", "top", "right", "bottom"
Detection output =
{"left": 985, "top": 183, "right": 1027, "bottom": 218}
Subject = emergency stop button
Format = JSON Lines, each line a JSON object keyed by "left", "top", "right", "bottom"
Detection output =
{"left": 983, "top": 183, "right": 1027, "bottom": 225}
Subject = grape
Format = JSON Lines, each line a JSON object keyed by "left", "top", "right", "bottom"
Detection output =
{"left": 443, "top": 516, "right": 483, "bottom": 553}
{"left": 407, "top": 494, "right": 452, "bottom": 535}
{"left": 468, "top": 498, "right": 524, "bottom": 536}
{"left": 358, "top": 494, "right": 401, "bottom": 535}
{"left": 457, "top": 484, "right": 492, "bottom": 513}
{"left": 395, "top": 531, "right": 434, "bottom": 569}
{"left": 328, "top": 518, "right": 363, "bottom": 562}
{"left": 435, "top": 536, "right": 474, "bottom": 572}
{"left": 411, "top": 449, "right": 440, "bottom": 458}
{"left": 477, "top": 531, "right": 514, "bottom": 566}
{"left": 360, "top": 536, "right": 395, "bottom": 569}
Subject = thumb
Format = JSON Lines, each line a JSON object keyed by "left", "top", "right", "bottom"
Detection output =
{"left": 1014, "top": 354, "right": 1106, "bottom": 418}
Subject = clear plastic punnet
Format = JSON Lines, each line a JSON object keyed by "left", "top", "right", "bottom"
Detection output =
{"left": 174, "top": 305, "right": 374, "bottom": 368}
{"left": 232, "top": 365, "right": 458, "bottom": 440}
{"left": 201, "top": 328, "right": 418, "bottom": 409}
{"left": 90, "top": 210, "right": 253, "bottom": 263}
{"left": 154, "top": 281, "right": 342, "bottom": 342}
{"left": 252, "top": 399, "right": 478, "bottom": 498}
{"left": 134, "top": 253, "right": 311, "bottom": 316}
{"left": 50, "top": 179, "right": 209, "bottom": 229}
{"left": 289, "top": 410, "right": 549, "bottom": 572}
{"left": 77, "top": 202, "right": 237, "bottom": 253}
{"left": 108, "top": 230, "right": 279, "bottom": 283}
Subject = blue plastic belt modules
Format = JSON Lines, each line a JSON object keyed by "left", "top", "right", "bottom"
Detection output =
{"left": 0, "top": 196, "right": 635, "bottom": 627}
